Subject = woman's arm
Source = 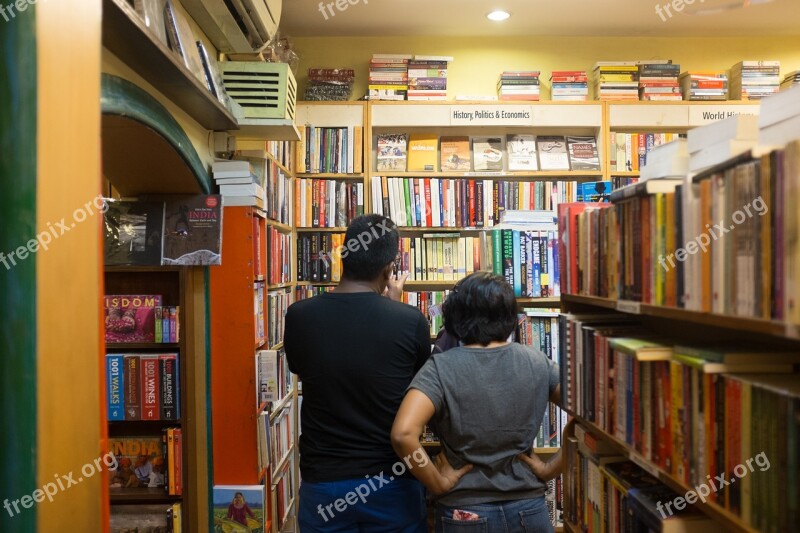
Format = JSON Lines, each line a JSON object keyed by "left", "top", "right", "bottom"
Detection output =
{"left": 391, "top": 389, "right": 472, "bottom": 495}
{"left": 517, "top": 417, "right": 574, "bottom": 481}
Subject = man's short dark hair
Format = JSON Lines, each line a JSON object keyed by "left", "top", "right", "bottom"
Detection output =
{"left": 443, "top": 271, "right": 516, "bottom": 346}
{"left": 340, "top": 214, "right": 398, "bottom": 281}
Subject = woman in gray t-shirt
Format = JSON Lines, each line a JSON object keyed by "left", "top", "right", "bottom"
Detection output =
{"left": 392, "top": 271, "right": 565, "bottom": 532}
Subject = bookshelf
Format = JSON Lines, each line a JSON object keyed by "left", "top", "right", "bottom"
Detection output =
{"left": 101, "top": 0, "right": 237, "bottom": 131}
{"left": 209, "top": 203, "right": 300, "bottom": 533}
{"left": 104, "top": 267, "right": 193, "bottom": 526}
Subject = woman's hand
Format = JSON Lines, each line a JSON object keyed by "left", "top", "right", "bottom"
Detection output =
{"left": 432, "top": 452, "right": 473, "bottom": 495}
{"left": 517, "top": 449, "right": 561, "bottom": 482}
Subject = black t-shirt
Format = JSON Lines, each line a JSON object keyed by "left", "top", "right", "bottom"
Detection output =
{"left": 284, "top": 291, "right": 431, "bottom": 482}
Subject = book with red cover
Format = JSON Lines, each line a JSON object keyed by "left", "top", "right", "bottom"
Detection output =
{"left": 141, "top": 356, "right": 160, "bottom": 421}
{"left": 556, "top": 203, "right": 608, "bottom": 295}
{"left": 173, "top": 428, "right": 183, "bottom": 495}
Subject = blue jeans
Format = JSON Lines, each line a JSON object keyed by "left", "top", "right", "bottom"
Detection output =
{"left": 435, "top": 497, "right": 553, "bottom": 533}
{"left": 298, "top": 477, "right": 427, "bottom": 532}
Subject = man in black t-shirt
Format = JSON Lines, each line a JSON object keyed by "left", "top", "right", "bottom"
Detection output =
{"left": 285, "top": 214, "right": 431, "bottom": 532}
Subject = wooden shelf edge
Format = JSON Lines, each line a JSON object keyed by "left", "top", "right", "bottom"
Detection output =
{"left": 295, "top": 227, "right": 348, "bottom": 232}
{"left": 265, "top": 153, "right": 294, "bottom": 176}
{"left": 296, "top": 173, "right": 364, "bottom": 179}
{"left": 560, "top": 294, "right": 796, "bottom": 339}
{"left": 568, "top": 413, "right": 759, "bottom": 533}
{"left": 369, "top": 171, "right": 604, "bottom": 178}
{"left": 266, "top": 219, "right": 293, "bottom": 233}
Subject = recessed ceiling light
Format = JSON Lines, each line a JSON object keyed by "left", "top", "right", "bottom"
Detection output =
{"left": 487, "top": 10, "right": 510, "bottom": 21}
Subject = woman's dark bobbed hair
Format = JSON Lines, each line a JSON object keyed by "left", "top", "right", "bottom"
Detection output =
{"left": 442, "top": 271, "right": 517, "bottom": 346}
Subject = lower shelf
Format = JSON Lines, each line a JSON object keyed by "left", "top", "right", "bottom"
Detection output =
{"left": 110, "top": 487, "right": 182, "bottom": 503}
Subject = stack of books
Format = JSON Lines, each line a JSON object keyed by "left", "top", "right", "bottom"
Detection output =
{"left": 610, "top": 132, "right": 684, "bottom": 172}
{"left": 638, "top": 62, "right": 681, "bottom": 101}
{"left": 687, "top": 114, "right": 759, "bottom": 172}
{"left": 550, "top": 70, "right": 588, "bottom": 101}
{"left": 781, "top": 70, "right": 800, "bottom": 91}
{"left": 729, "top": 60, "right": 781, "bottom": 100}
{"left": 679, "top": 70, "right": 728, "bottom": 101}
{"left": 593, "top": 62, "right": 639, "bottom": 100}
{"left": 758, "top": 85, "right": 800, "bottom": 147}
{"left": 368, "top": 54, "right": 409, "bottom": 101}
{"left": 211, "top": 159, "right": 265, "bottom": 208}
{"left": 497, "top": 71, "right": 540, "bottom": 101}
{"left": 407, "top": 56, "right": 451, "bottom": 101}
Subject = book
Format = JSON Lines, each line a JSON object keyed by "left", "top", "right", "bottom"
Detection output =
{"left": 103, "top": 200, "right": 165, "bottom": 266}
{"left": 440, "top": 136, "right": 471, "bottom": 171}
{"left": 407, "top": 133, "right": 438, "bottom": 172}
{"left": 105, "top": 295, "right": 163, "bottom": 343}
{"left": 212, "top": 485, "right": 266, "bottom": 532}
{"left": 471, "top": 137, "right": 503, "bottom": 171}
{"left": 376, "top": 133, "right": 408, "bottom": 172}
{"left": 109, "top": 436, "right": 165, "bottom": 490}
{"left": 160, "top": 195, "right": 222, "bottom": 266}
{"left": 106, "top": 354, "right": 125, "bottom": 421}
{"left": 506, "top": 134, "right": 538, "bottom": 171}
{"left": 566, "top": 136, "right": 601, "bottom": 171}
{"left": 536, "top": 136, "right": 570, "bottom": 171}
{"left": 163, "top": 0, "right": 206, "bottom": 86}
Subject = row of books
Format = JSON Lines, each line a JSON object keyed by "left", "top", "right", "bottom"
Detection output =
{"left": 296, "top": 233, "right": 343, "bottom": 284}
{"left": 267, "top": 290, "right": 292, "bottom": 349}
{"left": 274, "top": 454, "right": 296, "bottom": 528}
{"left": 401, "top": 290, "right": 450, "bottom": 335}
{"left": 104, "top": 196, "right": 222, "bottom": 266}
{"left": 265, "top": 158, "right": 292, "bottom": 225}
{"left": 109, "top": 431, "right": 183, "bottom": 496}
{"left": 271, "top": 404, "right": 295, "bottom": 478}
{"left": 609, "top": 132, "right": 684, "bottom": 172}
{"left": 565, "top": 443, "right": 715, "bottom": 533}
{"left": 106, "top": 353, "right": 180, "bottom": 421}
{"left": 297, "top": 125, "right": 364, "bottom": 174}
{"left": 255, "top": 282, "right": 265, "bottom": 347}
{"left": 294, "top": 179, "right": 365, "bottom": 228}
{"left": 295, "top": 285, "right": 334, "bottom": 301}
{"left": 559, "top": 139, "right": 799, "bottom": 320}
{"left": 267, "top": 228, "right": 291, "bottom": 286}
{"left": 256, "top": 348, "right": 293, "bottom": 410}
{"left": 376, "top": 133, "right": 601, "bottom": 172}
{"left": 266, "top": 140, "right": 294, "bottom": 173}
{"left": 110, "top": 502, "right": 182, "bottom": 533}
{"left": 559, "top": 318, "right": 800, "bottom": 530}
{"left": 497, "top": 71, "right": 540, "bottom": 101}
{"left": 105, "top": 295, "right": 180, "bottom": 344}
{"left": 370, "top": 177, "right": 607, "bottom": 228}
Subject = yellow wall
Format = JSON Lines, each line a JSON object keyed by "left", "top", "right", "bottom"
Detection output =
{"left": 37, "top": 0, "right": 104, "bottom": 530}
{"left": 291, "top": 35, "right": 800, "bottom": 99}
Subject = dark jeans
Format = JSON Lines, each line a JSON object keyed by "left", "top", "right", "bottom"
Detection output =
{"left": 298, "top": 477, "right": 427, "bottom": 532}
{"left": 435, "top": 497, "right": 554, "bottom": 533}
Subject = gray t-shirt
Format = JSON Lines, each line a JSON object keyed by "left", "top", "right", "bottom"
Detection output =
{"left": 409, "top": 342, "right": 560, "bottom": 506}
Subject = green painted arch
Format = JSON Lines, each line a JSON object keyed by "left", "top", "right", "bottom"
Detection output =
{"left": 101, "top": 74, "right": 211, "bottom": 194}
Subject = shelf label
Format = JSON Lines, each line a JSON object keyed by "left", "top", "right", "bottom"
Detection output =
{"left": 464, "top": 171, "right": 504, "bottom": 177}
{"left": 629, "top": 451, "right": 660, "bottom": 477}
{"left": 451, "top": 105, "right": 534, "bottom": 126}
{"left": 616, "top": 300, "right": 642, "bottom": 314}
{"left": 688, "top": 105, "right": 759, "bottom": 126}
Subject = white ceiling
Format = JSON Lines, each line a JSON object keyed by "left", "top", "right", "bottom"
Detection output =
{"left": 280, "top": 0, "right": 800, "bottom": 37}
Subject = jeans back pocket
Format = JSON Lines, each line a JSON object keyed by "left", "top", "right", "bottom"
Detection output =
{"left": 440, "top": 516, "right": 489, "bottom": 533}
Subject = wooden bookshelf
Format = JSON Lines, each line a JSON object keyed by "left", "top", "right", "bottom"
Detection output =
{"left": 101, "top": 0, "right": 237, "bottom": 131}
{"left": 373, "top": 170, "right": 604, "bottom": 179}
{"left": 561, "top": 293, "right": 795, "bottom": 339}
{"left": 267, "top": 220, "right": 293, "bottom": 233}
{"left": 295, "top": 173, "right": 364, "bottom": 179}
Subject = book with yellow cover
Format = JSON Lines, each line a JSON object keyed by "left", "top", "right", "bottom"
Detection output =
{"left": 440, "top": 136, "right": 471, "bottom": 171}
{"left": 408, "top": 134, "right": 438, "bottom": 172}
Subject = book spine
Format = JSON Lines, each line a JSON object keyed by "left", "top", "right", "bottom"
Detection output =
{"left": 124, "top": 355, "right": 141, "bottom": 420}
{"left": 160, "top": 354, "right": 178, "bottom": 420}
{"left": 106, "top": 354, "right": 125, "bottom": 421}
{"left": 141, "top": 355, "right": 160, "bottom": 421}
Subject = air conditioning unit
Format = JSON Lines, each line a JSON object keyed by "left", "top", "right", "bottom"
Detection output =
{"left": 181, "top": 0, "right": 282, "bottom": 54}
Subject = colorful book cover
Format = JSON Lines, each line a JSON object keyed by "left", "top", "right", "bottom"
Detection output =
{"left": 440, "top": 136, "right": 471, "bottom": 171}
{"left": 124, "top": 355, "right": 141, "bottom": 420}
{"left": 472, "top": 137, "right": 503, "bottom": 171}
{"left": 507, "top": 134, "right": 538, "bottom": 171}
{"left": 106, "top": 354, "right": 125, "bottom": 421}
{"left": 105, "top": 294, "right": 163, "bottom": 343}
{"left": 103, "top": 200, "right": 165, "bottom": 266}
{"left": 407, "top": 134, "right": 438, "bottom": 171}
{"left": 566, "top": 136, "right": 601, "bottom": 170}
{"left": 160, "top": 195, "right": 222, "bottom": 266}
{"left": 109, "top": 436, "right": 165, "bottom": 490}
{"left": 141, "top": 355, "right": 161, "bottom": 421}
{"left": 376, "top": 133, "right": 408, "bottom": 171}
{"left": 212, "top": 485, "right": 266, "bottom": 533}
